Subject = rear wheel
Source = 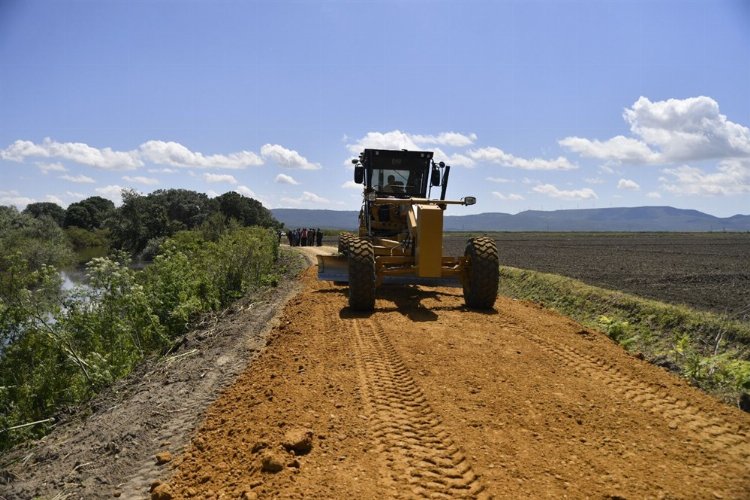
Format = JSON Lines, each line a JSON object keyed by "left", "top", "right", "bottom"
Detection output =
{"left": 463, "top": 236, "right": 499, "bottom": 309}
{"left": 348, "top": 238, "right": 375, "bottom": 311}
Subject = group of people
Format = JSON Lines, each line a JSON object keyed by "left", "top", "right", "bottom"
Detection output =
{"left": 286, "top": 227, "right": 323, "bottom": 247}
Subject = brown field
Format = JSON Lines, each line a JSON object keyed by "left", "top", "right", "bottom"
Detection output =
{"left": 442, "top": 232, "right": 750, "bottom": 321}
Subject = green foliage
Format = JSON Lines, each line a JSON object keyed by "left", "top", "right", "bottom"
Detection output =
{"left": 64, "top": 226, "right": 110, "bottom": 250}
{"left": 0, "top": 225, "right": 280, "bottom": 450}
{"left": 23, "top": 202, "right": 66, "bottom": 226}
{"left": 215, "top": 191, "right": 280, "bottom": 229}
{"left": 64, "top": 196, "right": 115, "bottom": 230}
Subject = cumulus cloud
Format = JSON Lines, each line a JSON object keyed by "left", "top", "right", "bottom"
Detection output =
{"left": 617, "top": 178, "right": 640, "bottom": 191}
{"left": 660, "top": 160, "right": 750, "bottom": 196}
{"left": 38, "top": 162, "right": 67, "bottom": 174}
{"left": 492, "top": 192, "right": 525, "bottom": 201}
{"left": 341, "top": 180, "right": 361, "bottom": 190}
{"left": 532, "top": 183, "right": 598, "bottom": 200}
{"left": 280, "top": 191, "right": 337, "bottom": 206}
{"left": 203, "top": 173, "right": 238, "bottom": 184}
{"left": 647, "top": 191, "right": 662, "bottom": 199}
{"left": 1, "top": 138, "right": 142, "bottom": 170}
{"left": 0, "top": 190, "right": 34, "bottom": 208}
{"left": 410, "top": 132, "right": 478, "bottom": 147}
{"left": 468, "top": 147, "right": 576, "bottom": 171}
{"left": 60, "top": 174, "right": 96, "bottom": 184}
{"left": 45, "top": 194, "right": 64, "bottom": 205}
{"left": 235, "top": 185, "right": 257, "bottom": 198}
{"left": 433, "top": 148, "right": 476, "bottom": 168}
{"left": 345, "top": 130, "right": 424, "bottom": 155}
{"left": 123, "top": 175, "right": 159, "bottom": 186}
{"left": 94, "top": 185, "right": 125, "bottom": 205}
{"left": 274, "top": 173, "right": 299, "bottom": 185}
{"left": 148, "top": 168, "right": 177, "bottom": 174}
{"left": 486, "top": 176, "right": 511, "bottom": 183}
{"left": 560, "top": 96, "right": 750, "bottom": 164}
{"left": 140, "top": 141, "right": 263, "bottom": 169}
{"left": 261, "top": 144, "right": 320, "bottom": 170}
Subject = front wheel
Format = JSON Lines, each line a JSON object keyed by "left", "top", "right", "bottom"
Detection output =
{"left": 462, "top": 237, "right": 499, "bottom": 309}
{"left": 348, "top": 238, "right": 375, "bottom": 311}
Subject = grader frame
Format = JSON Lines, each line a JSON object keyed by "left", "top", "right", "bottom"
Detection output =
{"left": 317, "top": 148, "right": 499, "bottom": 311}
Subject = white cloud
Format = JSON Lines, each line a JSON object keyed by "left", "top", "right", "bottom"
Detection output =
{"left": 275, "top": 173, "right": 300, "bottom": 185}
{"left": 236, "top": 185, "right": 257, "bottom": 198}
{"left": 148, "top": 168, "right": 177, "bottom": 174}
{"left": 559, "top": 136, "right": 658, "bottom": 163}
{"left": 341, "top": 180, "right": 361, "bottom": 190}
{"left": 123, "top": 175, "right": 160, "bottom": 186}
{"left": 140, "top": 141, "right": 263, "bottom": 169}
{"left": 433, "top": 148, "right": 476, "bottom": 168}
{"left": 206, "top": 190, "right": 220, "bottom": 198}
{"left": 647, "top": 191, "right": 662, "bottom": 199}
{"left": 38, "top": 162, "right": 67, "bottom": 174}
{"left": 66, "top": 191, "right": 86, "bottom": 199}
{"left": 347, "top": 130, "right": 479, "bottom": 155}
{"left": 0, "top": 190, "right": 34, "bottom": 208}
{"left": 492, "top": 192, "right": 525, "bottom": 201}
{"left": 261, "top": 144, "right": 320, "bottom": 170}
{"left": 532, "top": 183, "right": 598, "bottom": 200}
{"left": 468, "top": 147, "right": 576, "bottom": 171}
{"left": 617, "top": 178, "right": 640, "bottom": 191}
{"left": 560, "top": 96, "right": 750, "bottom": 164}
{"left": 346, "top": 130, "right": 422, "bottom": 154}
{"left": 584, "top": 177, "right": 605, "bottom": 184}
{"left": 94, "top": 185, "right": 125, "bottom": 205}
{"left": 486, "top": 176, "right": 511, "bottom": 183}
{"left": 281, "top": 191, "right": 337, "bottom": 206}
{"left": 1, "top": 138, "right": 142, "bottom": 170}
{"left": 203, "top": 173, "right": 238, "bottom": 184}
{"left": 60, "top": 174, "right": 96, "bottom": 184}
{"left": 45, "top": 194, "right": 64, "bottom": 205}
{"left": 660, "top": 160, "right": 750, "bottom": 196}
{"left": 411, "top": 132, "right": 478, "bottom": 147}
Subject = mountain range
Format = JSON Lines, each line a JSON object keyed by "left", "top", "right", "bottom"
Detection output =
{"left": 272, "top": 206, "right": 750, "bottom": 232}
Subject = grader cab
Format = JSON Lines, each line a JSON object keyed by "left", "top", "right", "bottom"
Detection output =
{"left": 317, "top": 148, "right": 499, "bottom": 311}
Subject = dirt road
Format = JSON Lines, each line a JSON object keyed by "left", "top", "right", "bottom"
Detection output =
{"left": 165, "top": 250, "right": 750, "bottom": 499}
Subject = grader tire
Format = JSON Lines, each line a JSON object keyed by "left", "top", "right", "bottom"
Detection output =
{"left": 338, "top": 232, "right": 353, "bottom": 255}
{"left": 348, "top": 238, "right": 375, "bottom": 311}
{"left": 463, "top": 236, "right": 499, "bottom": 309}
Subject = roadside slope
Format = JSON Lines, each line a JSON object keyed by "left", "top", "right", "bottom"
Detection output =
{"left": 166, "top": 267, "right": 750, "bottom": 499}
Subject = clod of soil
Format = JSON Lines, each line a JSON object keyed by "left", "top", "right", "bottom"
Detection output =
{"left": 150, "top": 482, "right": 173, "bottom": 500}
{"left": 155, "top": 451, "right": 172, "bottom": 465}
{"left": 259, "top": 451, "right": 285, "bottom": 473}
{"left": 281, "top": 428, "right": 313, "bottom": 455}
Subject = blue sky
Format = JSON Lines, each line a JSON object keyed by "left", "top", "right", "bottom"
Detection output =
{"left": 1, "top": 0, "right": 749, "bottom": 216}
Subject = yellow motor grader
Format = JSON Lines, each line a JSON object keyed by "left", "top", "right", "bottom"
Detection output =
{"left": 317, "top": 148, "right": 499, "bottom": 311}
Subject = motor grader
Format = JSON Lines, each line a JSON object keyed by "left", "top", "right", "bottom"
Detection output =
{"left": 317, "top": 148, "right": 499, "bottom": 311}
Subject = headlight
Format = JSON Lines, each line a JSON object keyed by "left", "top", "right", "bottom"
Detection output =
{"left": 366, "top": 191, "right": 378, "bottom": 201}
{"left": 463, "top": 196, "right": 477, "bottom": 206}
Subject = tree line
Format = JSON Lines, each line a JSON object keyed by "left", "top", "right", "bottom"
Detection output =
{"left": 20, "top": 188, "right": 281, "bottom": 255}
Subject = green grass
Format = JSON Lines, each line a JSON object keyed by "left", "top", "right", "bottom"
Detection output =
{"left": 499, "top": 266, "right": 750, "bottom": 409}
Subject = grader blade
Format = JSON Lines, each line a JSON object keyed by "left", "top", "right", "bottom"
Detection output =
{"left": 317, "top": 255, "right": 349, "bottom": 283}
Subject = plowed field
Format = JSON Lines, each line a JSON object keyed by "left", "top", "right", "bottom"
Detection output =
{"left": 164, "top": 250, "right": 750, "bottom": 499}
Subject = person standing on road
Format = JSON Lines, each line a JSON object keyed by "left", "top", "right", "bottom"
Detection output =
{"left": 301, "top": 228, "right": 308, "bottom": 247}
{"left": 316, "top": 228, "right": 323, "bottom": 246}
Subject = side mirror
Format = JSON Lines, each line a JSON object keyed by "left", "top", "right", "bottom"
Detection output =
{"left": 430, "top": 166, "right": 441, "bottom": 186}
{"left": 354, "top": 166, "right": 364, "bottom": 184}
{"left": 351, "top": 159, "right": 359, "bottom": 165}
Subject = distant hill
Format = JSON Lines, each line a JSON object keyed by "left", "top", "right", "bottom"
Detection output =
{"left": 272, "top": 206, "right": 750, "bottom": 232}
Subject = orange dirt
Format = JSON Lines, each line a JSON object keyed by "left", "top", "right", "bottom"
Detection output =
{"left": 165, "top": 264, "right": 750, "bottom": 499}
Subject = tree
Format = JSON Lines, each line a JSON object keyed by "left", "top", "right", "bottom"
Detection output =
{"left": 64, "top": 196, "right": 116, "bottom": 230}
{"left": 216, "top": 191, "right": 280, "bottom": 228}
{"left": 23, "top": 202, "right": 66, "bottom": 226}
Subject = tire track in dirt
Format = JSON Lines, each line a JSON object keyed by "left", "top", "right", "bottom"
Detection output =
{"left": 507, "top": 324, "right": 750, "bottom": 467}
{"left": 339, "top": 308, "right": 488, "bottom": 499}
